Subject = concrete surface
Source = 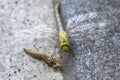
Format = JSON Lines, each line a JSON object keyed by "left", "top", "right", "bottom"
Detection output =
{"left": 1, "top": 0, "right": 120, "bottom": 80}
{"left": 0, "top": 0, "right": 63, "bottom": 80}
{"left": 61, "top": 0, "right": 120, "bottom": 80}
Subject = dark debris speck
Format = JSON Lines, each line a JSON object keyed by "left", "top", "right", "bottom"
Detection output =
{"left": 9, "top": 58, "right": 12, "bottom": 62}
{"left": 33, "top": 75, "right": 37, "bottom": 78}
{"left": 15, "top": 1, "right": 18, "bottom": 5}
{"left": 14, "top": 71, "right": 17, "bottom": 74}
{"left": 8, "top": 74, "right": 11, "bottom": 76}
{"left": 17, "top": 69, "right": 21, "bottom": 72}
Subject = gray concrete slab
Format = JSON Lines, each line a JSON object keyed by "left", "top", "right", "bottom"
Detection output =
{"left": 61, "top": 0, "right": 120, "bottom": 80}
{"left": 0, "top": 0, "right": 63, "bottom": 80}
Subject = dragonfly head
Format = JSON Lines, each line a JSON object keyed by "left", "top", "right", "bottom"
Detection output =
{"left": 59, "top": 31, "right": 70, "bottom": 51}
{"left": 60, "top": 42, "right": 70, "bottom": 51}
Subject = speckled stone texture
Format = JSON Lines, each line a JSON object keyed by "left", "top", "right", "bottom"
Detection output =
{"left": 61, "top": 0, "right": 120, "bottom": 80}
{"left": 0, "top": 0, "right": 63, "bottom": 80}
{"left": 1, "top": 0, "right": 120, "bottom": 80}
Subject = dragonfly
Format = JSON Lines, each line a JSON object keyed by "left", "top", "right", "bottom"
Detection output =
{"left": 23, "top": 2, "right": 70, "bottom": 70}
{"left": 54, "top": 2, "right": 70, "bottom": 52}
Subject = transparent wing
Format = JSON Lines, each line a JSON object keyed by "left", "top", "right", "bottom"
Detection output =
{"left": 12, "top": 25, "right": 59, "bottom": 57}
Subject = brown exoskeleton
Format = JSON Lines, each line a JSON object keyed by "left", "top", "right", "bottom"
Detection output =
{"left": 23, "top": 49, "right": 61, "bottom": 70}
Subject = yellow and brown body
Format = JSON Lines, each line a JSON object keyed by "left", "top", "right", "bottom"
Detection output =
{"left": 54, "top": 3, "right": 70, "bottom": 51}
{"left": 59, "top": 31, "right": 70, "bottom": 51}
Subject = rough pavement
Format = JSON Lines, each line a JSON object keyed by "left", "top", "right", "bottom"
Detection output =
{"left": 61, "top": 0, "right": 120, "bottom": 80}
{"left": 0, "top": 0, "right": 63, "bottom": 80}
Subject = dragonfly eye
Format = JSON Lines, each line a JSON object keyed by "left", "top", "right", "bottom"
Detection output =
{"left": 62, "top": 46, "right": 69, "bottom": 51}
{"left": 61, "top": 43, "right": 70, "bottom": 51}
